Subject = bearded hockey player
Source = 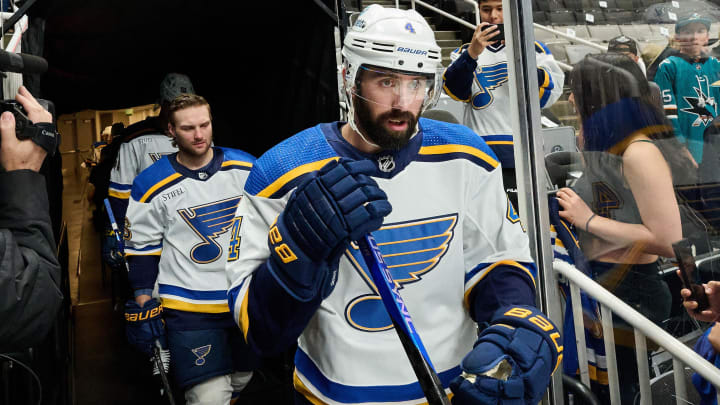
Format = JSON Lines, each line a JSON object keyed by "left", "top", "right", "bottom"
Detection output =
{"left": 226, "top": 5, "right": 561, "bottom": 404}
{"left": 441, "top": 0, "right": 564, "bottom": 201}
{"left": 654, "top": 13, "right": 720, "bottom": 164}
{"left": 123, "top": 94, "right": 257, "bottom": 404}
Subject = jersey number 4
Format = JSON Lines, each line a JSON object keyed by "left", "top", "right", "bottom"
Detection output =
{"left": 227, "top": 216, "right": 243, "bottom": 262}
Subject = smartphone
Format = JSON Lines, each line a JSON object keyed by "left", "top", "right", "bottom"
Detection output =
{"left": 481, "top": 24, "right": 505, "bottom": 43}
{"left": 672, "top": 238, "right": 710, "bottom": 312}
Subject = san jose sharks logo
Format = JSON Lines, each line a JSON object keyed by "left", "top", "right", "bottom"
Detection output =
{"left": 472, "top": 62, "right": 508, "bottom": 110}
{"left": 344, "top": 214, "right": 458, "bottom": 332}
{"left": 178, "top": 196, "right": 242, "bottom": 263}
{"left": 682, "top": 76, "right": 717, "bottom": 127}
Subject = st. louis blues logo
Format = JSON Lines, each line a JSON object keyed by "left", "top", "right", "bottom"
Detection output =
{"left": 148, "top": 152, "right": 172, "bottom": 163}
{"left": 178, "top": 196, "right": 242, "bottom": 264}
{"left": 191, "top": 345, "right": 212, "bottom": 366}
{"left": 472, "top": 62, "right": 509, "bottom": 110}
{"left": 345, "top": 214, "right": 458, "bottom": 332}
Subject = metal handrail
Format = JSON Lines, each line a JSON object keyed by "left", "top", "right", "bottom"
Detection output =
{"left": 555, "top": 260, "right": 720, "bottom": 404}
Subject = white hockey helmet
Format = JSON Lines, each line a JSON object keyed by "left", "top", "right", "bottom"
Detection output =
{"left": 342, "top": 5, "right": 442, "bottom": 136}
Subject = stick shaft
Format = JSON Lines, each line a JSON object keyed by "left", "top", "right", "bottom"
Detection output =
{"left": 357, "top": 235, "right": 450, "bottom": 405}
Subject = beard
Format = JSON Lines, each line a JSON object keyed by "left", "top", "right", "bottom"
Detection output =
{"left": 354, "top": 96, "right": 419, "bottom": 151}
{"left": 175, "top": 134, "right": 212, "bottom": 157}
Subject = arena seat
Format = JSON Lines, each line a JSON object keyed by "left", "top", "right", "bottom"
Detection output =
{"left": 649, "top": 23, "right": 674, "bottom": 38}
{"left": 575, "top": 9, "right": 608, "bottom": 24}
{"left": 534, "top": 26, "right": 558, "bottom": 42}
{"left": 549, "top": 9, "right": 578, "bottom": 24}
{"left": 566, "top": 43, "right": 602, "bottom": 63}
{"left": 604, "top": 9, "right": 637, "bottom": 24}
{"left": 615, "top": 0, "right": 637, "bottom": 9}
{"left": 537, "top": 0, "right": 566, "bottom": 12}
{"left": 600, "top": 0, "right": 619, "bottom": 9}
{"left": 534, "top": 10, "right": 549, "bottom": 23}
{"left": 620, "top": 23, "right": 653, "bottom": 40}
{"left": 545, "top": 40, "right": 570, "bottom": 63}
{"left": 587, "top": 24, "right": 622, "bottom": 41}
{"left": 556, "top": 24, "right": 591, "bottom": 38}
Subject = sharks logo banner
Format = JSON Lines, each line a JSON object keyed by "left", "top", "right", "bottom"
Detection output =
{"left": 344, "top": 214, "right": 458, "bottom": 332}
{"left": 178, "top": 196, "right": 242, "bottom": 264}
{"left": 472, "top": 62, "right": 508, "bottom": 110}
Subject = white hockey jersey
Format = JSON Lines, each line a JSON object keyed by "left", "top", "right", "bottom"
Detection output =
{"left": 442, "top": 42, "right": 565, "bottom": 167}
{"left": 125, "top": 147, "right": 254, "bottom": 316}
{"left": 108, "top": 132, "right": 177, "bottom": 202}
{"left": 226, "top": 119, "right": 536, "bottom": 404}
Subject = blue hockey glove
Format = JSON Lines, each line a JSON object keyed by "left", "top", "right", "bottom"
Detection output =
{"left": 450, "top": 306, "right": 563, "bottom": 405}
{"left": 124, "top": 298, "right": 167, "bottom": 357}
{"left": 101, "top": 228, "right": 125, "bottom": 268}
{"left": 267, "top": 158, "right": 392, "bottom": 302}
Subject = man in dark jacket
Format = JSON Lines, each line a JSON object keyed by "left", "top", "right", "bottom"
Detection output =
{"left": 0, "top": 86, "right": 62, "bottom": 351}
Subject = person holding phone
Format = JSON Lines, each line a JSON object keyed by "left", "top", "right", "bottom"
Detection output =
{"left": 442, "top": 0, "right": 564, "bottom": 207}
{"left": 681, "top": 279, "right": 720, "bottom": 404}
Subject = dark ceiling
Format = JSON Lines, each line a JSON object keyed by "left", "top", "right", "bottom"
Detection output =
{"left": 33, "top": 0, "right": 341, "bottom": 156}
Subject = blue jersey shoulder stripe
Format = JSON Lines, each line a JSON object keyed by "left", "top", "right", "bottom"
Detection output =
{"left": 244, "top": 125, "right": 339, "bottom": 198}
{"left": 535, "top": 40, "right": 551, "bottom": 54}
{"left": 158, "top": 284, "right": 228, "bottom": 301}
{"left": 130, "top": 157, "right": 180, "bottom": 202}
{"left": 417, "top": 118, "right": 499, "bottom": 171}
{"left": 109, "top": 181, "right": 132, "bottom": 191}
{"left": 295, "top": 348, "right": 460, "bottom": 403}
{"left": 219, "top": 147, "right": 256, "bottom": 165}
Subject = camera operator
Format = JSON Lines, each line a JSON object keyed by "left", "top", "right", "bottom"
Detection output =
{"left": 0, "top": 86, "right": 62, "bottom": 351}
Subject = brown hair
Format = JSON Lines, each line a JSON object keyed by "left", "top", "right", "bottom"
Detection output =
{"left": 167, "top": 94, "right": 212, "bottom": 127}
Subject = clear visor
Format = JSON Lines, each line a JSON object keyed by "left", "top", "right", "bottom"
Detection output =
{"left": 350, "top": 65, "right": 442, "bottom": 110}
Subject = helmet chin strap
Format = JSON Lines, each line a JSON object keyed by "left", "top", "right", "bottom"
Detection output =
{"left": 346, "top": 90, "right": 421, "bottom": 150}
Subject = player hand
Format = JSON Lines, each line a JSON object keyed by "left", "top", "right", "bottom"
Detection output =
{"left": 681, "top": 277, "right": 720, "bottom": 322}
{"left": 467, "top": 23, "right": 501, "bottom": 59}
{"left": 124, "top": 298, "right": 167, "bottom": 357}
{"left": 450, "top": 306, "right": 562, "bottom": 405}
{"left": 101, "top": 229, "right": 125, "bottom": 268}
{"left": 266, "top": 158, "right": 392, "bottom": 301}
{"left": 555, "top": 187, "right": 594, "bottom": 230}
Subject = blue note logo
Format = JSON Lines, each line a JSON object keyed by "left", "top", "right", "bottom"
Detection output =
{"left": 472, "top": 62, "right": 509, "bottom": 110}
{"left": 344, "top": 214, "right": 458, "bottom": 332}
{"left": 178, "top": 196, "right": 242, "bottom": 264}
{"left": 191, "top": 345, "right": 212, "bottom": 366}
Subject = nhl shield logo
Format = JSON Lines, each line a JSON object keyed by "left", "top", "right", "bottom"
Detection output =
{"left": 377, "top": 155, "right": 395, "bottom": 172}
{"left": 191, "top": 345, "right": 212, "bottom": 366}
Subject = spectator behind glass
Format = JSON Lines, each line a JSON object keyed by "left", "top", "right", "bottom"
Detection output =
{"left": 654, "top": 13, "right": 720, "bottom": 167}
{"left": 556, "top": 53, "right": 683, "bottom": 403}
{"left": 0, "top": 86, "right": 62, "bottom": 351}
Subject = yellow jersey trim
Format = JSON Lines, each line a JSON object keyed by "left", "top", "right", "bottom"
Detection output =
{"left": 222, "top": 160, "right": 253, "bottom": 169}
{"left": 139, "top": 173, "right": 183, "bottom": 203}
{"left": 108, "top": 189, "right": 131, "bottom": 199}
{"left": 240, "top": 289, "right": 250, "bottom": 340}
{"left": 464, "top": 260, "right": 537, "bottom": 308}
{"left": 160, "top": 297, "right": 230, "bottom": 313}
{"left": 257, "top": 157, "right": 340, "bottom": 198}
{"left": 419, "top": 144, "right": 499, "bottom": 169}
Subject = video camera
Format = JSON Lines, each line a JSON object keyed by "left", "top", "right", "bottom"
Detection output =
{"left": 0, "top": 98, "right": 59, "bottom": 156}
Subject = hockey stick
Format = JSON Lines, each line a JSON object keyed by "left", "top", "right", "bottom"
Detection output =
{"left": 103, "top": 199, "right": 175, "bottom": 405}
{"left": 357, "top": 234, "right": 451, "bottom": 405}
